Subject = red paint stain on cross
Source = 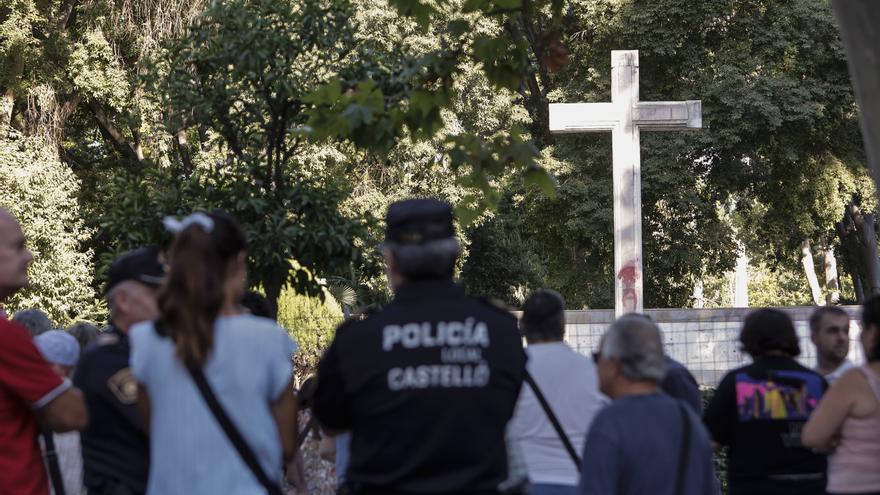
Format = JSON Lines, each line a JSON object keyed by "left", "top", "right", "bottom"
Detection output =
{"left": 617, "top": 261, "right": 640, "bottom": 314}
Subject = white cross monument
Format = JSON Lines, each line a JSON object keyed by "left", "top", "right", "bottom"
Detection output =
{"left": 549, "top": 50, "right": 703, "bottom": 316}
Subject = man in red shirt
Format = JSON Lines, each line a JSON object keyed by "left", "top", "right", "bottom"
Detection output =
{"left": 0, "top": 208, "right": 88, "bottom": 495}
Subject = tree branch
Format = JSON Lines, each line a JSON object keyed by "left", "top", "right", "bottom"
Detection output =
{"left": 1, "top": 52, "right": 25, "bottom": 128}
{"left": 175, "top": 129, "right": 194, "bottom": 176}
{"left": 88, "top": 99, "right": 144, "bottom": 166}
{"left": 504, "top": 21, "right": 552, "bottom": 147}
{"left": 56, "top": 0, "right": 79, "bottom": 30}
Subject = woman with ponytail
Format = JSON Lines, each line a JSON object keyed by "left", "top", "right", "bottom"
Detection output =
{"left": 130, "top": 211, "right": 298, "bottom": 495}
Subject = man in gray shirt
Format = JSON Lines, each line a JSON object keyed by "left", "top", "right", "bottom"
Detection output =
{"left": 579, "top": 314, "right": 718, "bottom": 495}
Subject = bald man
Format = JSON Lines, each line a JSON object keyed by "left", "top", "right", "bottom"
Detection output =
{"left": 0, "top": 208, "right": 88, "bottom": 495}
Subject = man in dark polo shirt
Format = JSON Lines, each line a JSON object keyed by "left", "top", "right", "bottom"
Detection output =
{"left": 74, "top": 247, "right": 165, "bottom": 495}
{"left": 313, "top": 199, "right": 527, "bottom": 495}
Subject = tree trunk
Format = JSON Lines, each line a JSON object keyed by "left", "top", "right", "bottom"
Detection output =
{"left": 692, "top": 279, "right": 705, "bottom": 308}
{"left": 0, "top": 88, "right": 13, "bottom": 128}
{"left": 1, "top": 52, "right": 24, "bottom": 128}
{"left": 823, "top": 245, "right": 841, "bottom": 304}
{"left": 858, "top": 213, "right": 880, "bottom": 296}
{"left": 88, "top": 100, "right": 144, "bottom": 166}
{"left": 847, "top": 198, "right": 880, "bottom": 297}
{"left": 853, "top": 274, "right": 865, "bottom": 302}
{"left": 733, "top": 243, "right": 749, "bottom": 308}
{"left": 262, "top": 269, "right": 286, "bottom": 320}
{"left": 175, "top": 129, "right": 194, "bottom": 175}
{"left": 801, "top": 239, "right": 824, "bottom": 305}
{"left": 837, "top": 206, "right": 865, "bottom": 302}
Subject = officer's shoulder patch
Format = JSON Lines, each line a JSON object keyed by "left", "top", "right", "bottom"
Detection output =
{"left": 107, "top": 368, "right": 138, "bottom": 404}
{"left": 96, "top": 332, "right": 120, "bottom": 346}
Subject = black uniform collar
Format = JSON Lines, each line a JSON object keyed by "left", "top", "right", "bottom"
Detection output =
{"left": 392, "top": 279, "right": 465, "bottom": 304}
{"left": 106, "top": 322, "right": 130, "bottom": 345}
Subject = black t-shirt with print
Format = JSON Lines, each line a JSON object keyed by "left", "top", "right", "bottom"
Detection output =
{"left": 703, "top": 356, "right": 828, "bottom": 495}
{"left": 313, "top": 280, "right": 527, "bottom": 495}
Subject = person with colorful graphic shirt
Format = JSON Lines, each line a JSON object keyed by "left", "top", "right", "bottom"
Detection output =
{"left": 704, "top": 309, "right": 828, "bottom": 495}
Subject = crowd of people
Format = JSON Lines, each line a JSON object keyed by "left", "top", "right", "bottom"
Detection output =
{"left": 1, "top": 200, "right": 879, "bottom": 495}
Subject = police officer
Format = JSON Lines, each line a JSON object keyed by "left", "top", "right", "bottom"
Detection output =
{"left": 73, "top": 247, "right": 165, "bottom": 495}
{"left": 313, "top": 199, "right": 527, "bottom": 495}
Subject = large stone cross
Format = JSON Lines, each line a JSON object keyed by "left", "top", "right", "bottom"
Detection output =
{"left": 549, "top": 50, "right": 703, "bottom": 316}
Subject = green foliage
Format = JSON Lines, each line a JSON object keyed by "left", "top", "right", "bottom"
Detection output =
{"left": 1, "top": 0, "right": 872, "bottom": 314}
{"left": 0, "top": 131, "right": 100, "bottom": 323}
{"left": 277, "top": 286, "right": 343, "bottom": 377}
{"left": 302, "top": 0, "right": 567, "bottom": 216}
{"left": 69, "top": 29, "right": 131, "bottom": 110}
{"left": 699, "top": 262, "right": 814, "bottom": 308}
{"left": 507, "top": 0, "right": 867, "bottom": 308}
{"left": 125, "top": 0, "right": 373, "bottom": 304}
{"left": 89, "top": 166, "right": 369, "bottom": 305}
{"left": 460, "top": 197, "right": 543, "bottom": 307}
{"left": 0, "top": 0, "right": 37, "bottom": 88}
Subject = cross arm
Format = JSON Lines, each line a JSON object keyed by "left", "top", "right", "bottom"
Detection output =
{"left": 634, "top": 100, "right": 702, "bottom": 131}
{"left": 549, "top": 103, "right": 618, "bottom": 134}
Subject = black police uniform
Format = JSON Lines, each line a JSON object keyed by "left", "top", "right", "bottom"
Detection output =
{"left": 313, "top": 279, "right": 526, "bottom": 495}
{"left": 73, "top": 325, "right": 149, "bottom": 495}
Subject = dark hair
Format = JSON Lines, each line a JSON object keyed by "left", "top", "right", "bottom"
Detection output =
{"left": 66, "top": 321, "right": 100, "bottom": 354}
{"left": 298, "top": 376, "right": 317, "bottom": 410}
{"left": 520, "top": 290, "right": 565, "bottom": 341}
{"left": 809, "top": 306, "right": 849, "bottom": 333}
{"left": 739, "top": 308, "right": 800, "bottom": 358}
{"left": 158, "top": 210, "right": 247, "bottom": 367}
{"left": 387, "top": 238, "right": 459, "bottom": 281}
{"left": 860, "top": 295, "right": 880, "bottom": 362}
{"left": 241, "top": 290, "right": 275, "bottom": 320}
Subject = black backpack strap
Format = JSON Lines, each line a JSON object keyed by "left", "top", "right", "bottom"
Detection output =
{"left": 187, "top": 363, "right": 283, "bottom": 495}
{"left": 297, "top": 415, "right": 317, "bottom": 449}
{"left": 41, "top": 429, "right": 67, "bottom": 495}
{"left": 675, "top": 401, "right": 692, "bottom": 494}
{"left": 523, "top": 370, "right": 582, "bottom": 469}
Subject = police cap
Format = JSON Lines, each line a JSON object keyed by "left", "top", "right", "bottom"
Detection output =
{"left": 106, "top": 246, "right": 166, "bottom": 294}
{"left": 385, "top": 199, "right": 455, "bottom": 245}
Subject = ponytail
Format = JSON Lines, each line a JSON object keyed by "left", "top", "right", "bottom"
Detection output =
{"left": 158, "top": 210, "right": 246, "bottom": 368}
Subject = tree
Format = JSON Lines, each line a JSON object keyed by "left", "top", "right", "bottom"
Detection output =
{"left": 460, "top": 195, "right": 544, "bottom": 307}
{"left": 0, "top": 130, "right": 99, "bottom": 323}
{"left": 504, "top": 0, "right": 869, "bottom": 308}
{"left": 145, "top": 0, "right": 374, "bottom": 306}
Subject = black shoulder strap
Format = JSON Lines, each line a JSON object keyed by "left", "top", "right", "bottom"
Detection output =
{"left": 523, "top": 371, "right": 582, "bottom": 469}
{"left": 40, "top": 429, "right": 66, "bottom": 495}
{"left": 187, "top": 363, "right": 283, "bottom": 495}
{"left": 297, "top": 415, "right": 316, "bottom": 449}
{"left": 675, "top": 401, "right": 692, "bottom": 494}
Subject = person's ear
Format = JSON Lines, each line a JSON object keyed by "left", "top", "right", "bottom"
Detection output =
{"left": 114, "top": 287, "right": 129, "bottom": 314}
{"left": 382, "top": 248, "right": 395, "bottom": 269}
{"left": 608, "top": 358, "right": 623, "bottom": 378}
{"left": 230, "top": 251, "right": 247, "bottom": 278}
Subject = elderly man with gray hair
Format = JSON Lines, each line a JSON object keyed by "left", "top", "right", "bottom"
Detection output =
{"left": 577, "top": 314, "right": 718, "bottom": 495}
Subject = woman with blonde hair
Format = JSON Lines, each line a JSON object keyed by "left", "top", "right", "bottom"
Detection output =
{"left": 131, "top": 211, "right": 298, "bottom": 494}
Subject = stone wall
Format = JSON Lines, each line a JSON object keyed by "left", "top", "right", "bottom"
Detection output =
{"left": 558, "top": 306, "right": 864, "bottom": 386}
